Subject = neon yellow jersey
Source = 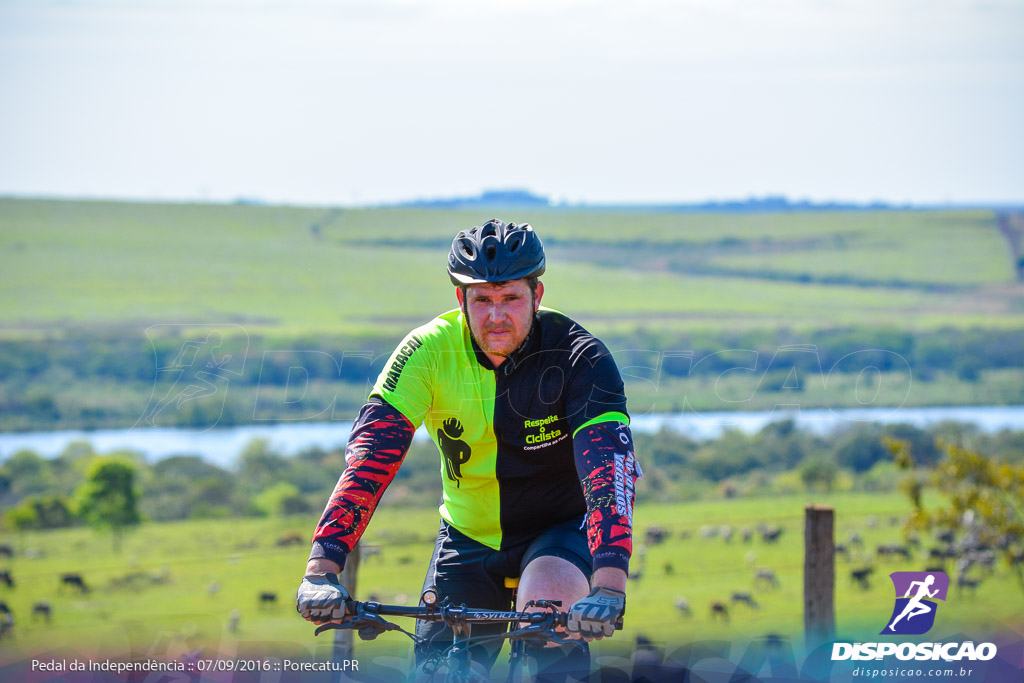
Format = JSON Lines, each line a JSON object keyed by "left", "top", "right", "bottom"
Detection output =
{"left": 370, "top": 307, "right": 629, "bottom": 550}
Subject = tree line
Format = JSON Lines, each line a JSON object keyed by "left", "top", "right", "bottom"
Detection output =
{"left": 0, "top": 325, "right": 1022, "bottom": 432}
{"left": 3, "top": 420, "right": 1022, "bottom": 538}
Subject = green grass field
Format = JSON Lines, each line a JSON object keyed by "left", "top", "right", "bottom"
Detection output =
{"left": 2, "top": 198, "right": 1022, "bottom": 337}
{"left": 0, "top": 493, "right": 1019, "bottom": 673}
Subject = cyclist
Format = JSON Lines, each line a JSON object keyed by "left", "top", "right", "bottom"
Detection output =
{"left": 297, "top": 219, "right": 641, "bottom": 681}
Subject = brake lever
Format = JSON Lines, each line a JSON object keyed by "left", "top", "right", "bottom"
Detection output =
{"left": 313, "top": 602, "right": 397, "bottom": 639}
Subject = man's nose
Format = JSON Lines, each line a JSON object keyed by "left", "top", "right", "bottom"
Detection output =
{"left": 488, "top": 303, "right": 509, "bottom": 322}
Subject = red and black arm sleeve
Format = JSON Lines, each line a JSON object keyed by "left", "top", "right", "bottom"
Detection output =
{"left": 573, "top": 421, "right": 641, "bottom": 574}
{"left": 309, "top": 399, "right": 415, "bottom": 569}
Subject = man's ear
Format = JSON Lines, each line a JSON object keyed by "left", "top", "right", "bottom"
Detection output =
{"left": 534, "top": 281, "right": 544, "bottom": 311}
{"left": 456, "top": 287, "right": 464, "bottom": 307}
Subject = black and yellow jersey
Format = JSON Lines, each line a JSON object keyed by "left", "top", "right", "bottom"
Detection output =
{"left": 311, "top": 306, "right": 638, "bottom": 573}
{"left": 371, "top": 306, "right": 629, "bottom": 549}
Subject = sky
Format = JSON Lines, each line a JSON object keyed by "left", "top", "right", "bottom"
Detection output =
{"left": 1, "top": 0, "right": 1022, "bottom": 207}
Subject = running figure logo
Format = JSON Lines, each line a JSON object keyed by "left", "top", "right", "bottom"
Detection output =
{"left": 882, "top": 571, "right": 949, "bottom": 635}
{"left": 137, "top": 325, "right": 248, "bottom": 431}
{"left": 437, "top": 418, "right": 472, "bottom": 488}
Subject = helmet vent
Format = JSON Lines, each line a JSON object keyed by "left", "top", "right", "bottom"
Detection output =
{"left": 458, "top": 238, "right": 476, "bottom": 258}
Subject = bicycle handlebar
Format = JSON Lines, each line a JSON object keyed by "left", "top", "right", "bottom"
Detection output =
{"left": 313, "top": 597, "right": 622, "bottom": 637}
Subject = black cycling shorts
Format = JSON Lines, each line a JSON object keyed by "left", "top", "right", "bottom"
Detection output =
{"left": 413, "top": 514, "right": 591, "bottom": 669}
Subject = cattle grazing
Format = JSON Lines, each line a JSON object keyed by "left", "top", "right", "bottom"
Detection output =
{"left": 674, "top": 597, "right": 691, "bottom": 617}
{"left": 32, "top": 602, "right": 51, "bottom": 622}
{"left": 208, "top": 581, "right": 221, "bottom": 598}
{"left": 645, "top": 526, "right": 669, "bottom": 546}
{"left": 760, "top": 527, "right": 784, "bottom": 544}
{"left": 731, "top": 592, "right": 760, "bottom": 609}
{"left": 258, "top": 592, "right": 277, "bottom": 607}
{"left": 0, "top": 611, "right": 12, "bottom": 640}
{"left": 754, "top": 568, "right": 779, "bottom": 589}
{"left": 0, "top": 570, "right": 13, "bottom": 588}
{"left": 710, "top": 601, "right": 730, "bottom": 622}
{"left": 60, "top": 573, "right": 89, "bottom": 593}
{"left": 848, "top": 532, "right": 864, "bottom": 549}
{"left": 957, "top": 576, "right": 981, "bottom": 596}
{"left": 275, "top": 532, "right": 303, "bottom": 547}
{"left": 876, "top": 544, "right": 911, "bottom": 561}
{"left": 741, "top": 528, "right": 754, "bottom": 544}
{"left": 0, "top": 545, "right": 12, "bottom": 559}
{"left": 663, "top": 562, "right": 674, "bottom": 576}
{"left": 851, "top": 567, "right": 874, "bottom": 590}
{"left": 720, "top": 525, "right": 734, "bottom": 544}
{"left": 959, "top": 550, "right": 997, "bottom": 576}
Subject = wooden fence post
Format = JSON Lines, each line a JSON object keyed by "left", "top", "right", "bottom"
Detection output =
{"left": 804, "top": 505, "right": 835, "bottom": 647}
{"left": 332, "top": 542, "right": 360, "bottom": 679}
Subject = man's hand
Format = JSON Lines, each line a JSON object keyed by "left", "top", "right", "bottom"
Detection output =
{"left": 296, "top": 572, "right": 351, "bottom": 624}
{"left": 566, "top": 586, "right": 626, "bottom": 639}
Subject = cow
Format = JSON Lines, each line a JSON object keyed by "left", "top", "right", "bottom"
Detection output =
{"left": 0, "top": 570, "right": 13, "bottom": 588}
{"left": 60, "top": 573, "right": 89, "bottom": 593}
{"left": 674, "top": 597, "right": 692, "bottom": 617}
{"left": 754, "top": 568, "right": 779, "bottom": 589}
{"left": 731, "top": 592, "right": 760, "bottom": 609}
{"left": 0, "top": 544, "right": 13, "bottom": 559}
{"left": 32, "top": 602, "right": 51, "bottom": 622}
{"left": 957, "top": 576, "right": 981, "bottom": 596}
{"left": 275, "top": 532, "right": 303, "bottom": 547}
{"left": 876, "top": 544, "right": 912, "bottom": 561}
{"left": 645, "top": 526, "right": 669, "bottom": 546}
{"left": 710, "top": 601, "right": 730, "bottom": 622}
{"left": 258, "top": 592, "right": 277, "bottom": 607}
{"left": 851, "top": 567, "right": 874, "bottom": 590}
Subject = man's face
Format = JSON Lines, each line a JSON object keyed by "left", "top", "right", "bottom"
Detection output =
{"left": 457, "top": 279, "right": 543, "bottom": 362}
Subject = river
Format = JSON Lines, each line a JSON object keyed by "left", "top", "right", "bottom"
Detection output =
{"left": 0, "top": 405, "right": 1021, "bottom": 468}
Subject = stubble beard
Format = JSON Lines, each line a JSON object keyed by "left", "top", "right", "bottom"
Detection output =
{"left": 463, "top": 292, "right": 536, "bottom": 360}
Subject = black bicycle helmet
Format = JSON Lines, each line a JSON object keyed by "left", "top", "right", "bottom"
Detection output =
{"left": 447, "top": 219, "right": 546, "bottom": 285}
